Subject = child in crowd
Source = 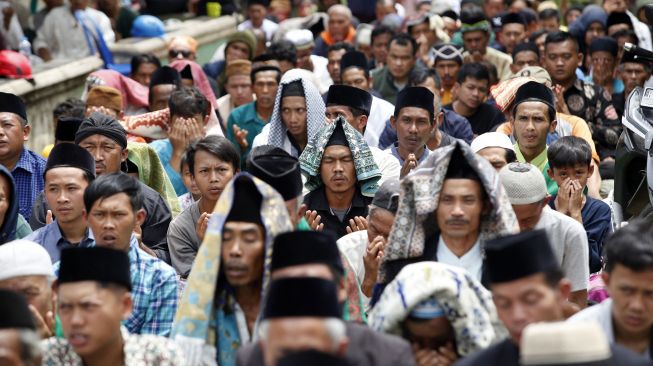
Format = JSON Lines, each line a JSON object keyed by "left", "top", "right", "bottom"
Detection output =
{"left": 547, "top": 136, "right": 612, "bottom": 274}
{"left": 178, "top": 153, "right": 201, "bottom": 211}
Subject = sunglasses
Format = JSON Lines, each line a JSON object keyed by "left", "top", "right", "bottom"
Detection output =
{"left": 169, "top": 49, "right": 192, "bottom": 59}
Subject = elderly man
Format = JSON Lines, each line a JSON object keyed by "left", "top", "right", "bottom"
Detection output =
{"left": 0, "top": 290, "right": 42, "bottom": 364}
{"left": 171, "top": 174, "right": 294, "bottom": 365}
{"left": 500, "top": 162, "right": 589, "bottom": 309}
{"left": 285, "top": 29, "right": 332, "bottom": 93}
{"left": 0, "top": 93, "right": 46, "bottom": 222}
{"left": 217, "top": 60, "right": 254, "bottom": 123}
{"left": 314, "top": 5, "right": 356, "bottom": 57}
{"left": 168, "top": 36, "right": 198, "bottom": 61}
{"left": 299, "top": 118, "right": 381, "bottom": 239}
{"left": 459, "top": 6, "right": 512, "bottom": 80}
{"left": 43, "top": 247, "right": 184, "bottom": 365}
{"left": 0, "top": 240, "right": 55, "bottom": 339}
{"left": 471, "top": 132, "right": 517, "bottom": 172}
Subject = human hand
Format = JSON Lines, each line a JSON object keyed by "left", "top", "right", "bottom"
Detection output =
{"left": 346, "top": 216, "right": 368, "bottom": 234}
{"left": 45, "top": 209, "right": 53, "bottom": 225}
{"left": 195, "top": 212, "right": 212, "bottom": 242}
{"left": 556, "top": 178, "right": 571, "bottom": 215}
{"left": 362, "top": 235, "right": 386, "bottom": 296}
{"left": 168, "top": 118, "right": 188, "bottom": 152}
{"left": 433, "top": 343, "right": 458, "bottom": 366}
{"left": 304, "top": 209, "right": 324, "bottom": 231}
{"left": 187, "top": 116, "right": 205, "bottom": 142}
{"left": 568, "top": 179, "right": 584, "bottom": 220}
{"left": 554, "top": 84, "right": 570, "bottom": 115}
{"left": 400, "top": 153, "right": 418, "bottom": 178}
{"left": 29, "top": 304, "right": 55, "bottom": 339}
{"left": 232, "top": 125, "right": 249, "bottom": 151}
{"left": 413, "top": 346, "right": 439, "bottom": 366}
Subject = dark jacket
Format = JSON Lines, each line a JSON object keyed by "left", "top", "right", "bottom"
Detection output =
{"left": 0, "top": 165, "right": 18, "bottom": 244}
{"left": 236, "top": 322, "right": 416, "bottom": 366}
{"left": 302, "top": 186, "right": 372, "bottom": 240}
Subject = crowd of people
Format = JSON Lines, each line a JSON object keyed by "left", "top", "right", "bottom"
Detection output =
{"left": 0, "top": 0, "right": 652, "bottom": 365}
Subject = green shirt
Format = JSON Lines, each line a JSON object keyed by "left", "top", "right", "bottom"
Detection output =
{"left": 226, "top": 101, "right": 268, "bottom": 169}
{"left": 514, "top": 144, "right": 559, "bottom": 196}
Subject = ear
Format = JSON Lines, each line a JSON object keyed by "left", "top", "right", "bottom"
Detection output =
{"left": 435, "top": 110, "right": 444, "bottom": 128}
{"left": 121, "top": 292, "right": 134, "bottom": 320}
{"left": 121, "top": 147, "right": 129, "bottom": 163}
{"left": 601, "top": 271, "right": 610, "bottom": 287}
{"left": 547, "top": 167, "right": 554, "bottom": 180}
{"left": 587, "top": 163, "right": 595, "bottom": 177}
{"left": 358, "top": 115, "right": 368, "bottom": 132}
{"left": 135, "top": 208, "right": 146, "bottom": 227}
{"left": 557, "top": 278, "right": 572, "bottom": 301}
{"left": 510, "top": 64, "right": 519, "bottom": 75}
{"left": 390, "top": 115, "right": 397, "bottom": 130}
{"left": 577, "top": 52, "right": 584, "bottom": 68}
{"left": 22, "top": 124, "right": 31, "bottom": 141}
{"left": 337, "top": 276, "right": 348, "bottom": 304}
{"left": 549, "top": 119, "right": 557, "bottom": 133}
{"left": 203, "top": 113, "right": 210, "bottom": 126}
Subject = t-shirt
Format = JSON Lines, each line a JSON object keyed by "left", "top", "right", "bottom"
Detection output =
{"left": 443, "top": 103, "right": 506, "bottom": 136}
{"left": 535, "top": 206, "right": 589, "bottom": 292}
{"left": 168, "top": 200, "right": 202, "bottom": 278}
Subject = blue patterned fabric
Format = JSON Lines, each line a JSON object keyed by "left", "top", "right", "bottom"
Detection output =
{"left": 11, "top": 148, "right": 46, "bottom": 220}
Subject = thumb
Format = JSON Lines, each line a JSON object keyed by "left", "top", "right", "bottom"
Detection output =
{"left": 46, "top": 210, "right": 53, "bottom": 225}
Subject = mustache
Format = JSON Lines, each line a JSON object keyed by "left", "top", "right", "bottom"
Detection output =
{"left": 446, "top": 219, "right": 469, "bottom": 225}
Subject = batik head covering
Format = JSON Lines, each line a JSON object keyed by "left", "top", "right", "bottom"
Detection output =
{"left": 369, "top": 262, "right": 507, "bottom": 356}
{"left": 299, "top": 116, "right": 381, "bottom": 197}
{"left": 267, "top": 69, "right": 326, "bottom": 156}
{"left": 380, "top": 140, "right": 518, "bottom": 281}
{"left": 171, "top": 173, "right": 293, "bottom": 366}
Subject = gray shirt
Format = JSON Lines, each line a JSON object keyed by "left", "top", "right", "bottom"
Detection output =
{"left": 168, "top": 201, "right": 202, "bottom": 278}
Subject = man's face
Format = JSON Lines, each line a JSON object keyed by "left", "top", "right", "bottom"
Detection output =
{"left": 87, "top": 193, "right": 142, "bottom": 252}
{"left": 499, "top": 24, "right": 526, "bottom": 54}
{"left": 456, "top": 77, "right": 488, "bottom": 110}
{"left": 327, "top": 49, "right": 347, "bottom": 84}
{"left": 253, "top": 71, "right": 279, "bottom": 110}
{"left": 0, "top": 275, "right": 52, "bottom": 322}
{"left": 410, "top": 22, "right": 436, "bottom": 47}
{"left": 320, "top": 145, "right": 357, "bottom": 195}
{"left": 221, "top": 221, "right": 265, "bottom": 287}
{"left": 403, "top": 317, "right": 455, "bottom": 351}
{"left": 511, "top": 51, "right": 539, "bottom": 74}
{"left": 58, "top": 281, "right": 131, "bottom": 359}
{"left": 262, "top": 317, "right": 345, "bottom": 366}
{"left": 296, "top": 48, "right": 313, "bottom": 70}
{"left": 367, "top": 208, "right": 395, "bottom": 245}
{"left": 462, "top": 31, "right": 489, "bottom": 56}
{"left": 226, "top": 41, "right": 251, "bottom": 63}
{"left": 391, "top": 107, "right": 432, "bottom": 154}
{"left": 491, "top": 273, "right": 565, "bottom": 344}
{"left": 585, "top": 22, "right": 606, "bottom": 48}
{"left": 621, "top": 63, "right": 649, "bottom": 96}
{"left": 328, "top": 12, "right": 350, "bottom": 42}
{"left": 192, "top": 150, "right": 235, "bottom": 203}
{"left": 226, "top": 74, "right": 253, "bottom": 107}
{"left": 0, "top": 174, "right": 10, "bottom": 230}
{"left": 149, "top": 84, "right": 175, "bottom": 112}
{"left": 511, "top": 200, "right": 546, "bottom": 231}
{"left": 477, "top": 147, "right": 510, "bottom": 171}
{"left": 387, "top": 43, "right": 415, "bottom": 81}
{"left": 435, "top": 60, "right": 461, "bottom": 90}
{"left": 548, "top": 163, "right": 593, "bottom": 192}
{"left": 512, "top": 102, "right": 556, "bottom": 154}
{"left": 45, "top": 167, "right": 89, "bottom": 225}
{"left": 0, "top": 329, "right": 30, "bottom": 366}
{"left": 169, "top": 45, "right": 195, "bottom": 62}
{"left": 78, "top": 135, "right": 127, "bottom": 176}
{"left": 540, "top": 17, "right": 560, "bottom": 33}
{"left": 590, "top": 51, "right": 616, "bottom": 85}
{"left": 604, "top": 265, "right": 653, "bottom": 337}
{"left": 131, "top": 62, "right": 158, "bottom": 87}
{"left": 565, "top": 9, "right": 581, "bottom": 26}
{"left": 0, "top": 113, "right": 29, "bottom": 164}
{"left": 372, "top": 33, "right": 392, "bottom": 65}
{"left": 341, "top": 67, "right": 370, "bottom": 91}
{"left": 483, "top": 0, "right": 505, "bottom": 18}
{"left": 325, "top": 105, "right": 359, "bottom": 130}
{"left": 280, "top": 96, "right": 307, "bottom": 139}
{"left": 544, "top": 40, "right": 581, "bottom": 84}
{"left": 247, "top": 4, "right": 266, "bottom": 26}
{"left": 181, "top": 163, "right": 201, "bottom": 197}
{"left": 436, "top": 178, "right": 484, "bottom": 240}
{"left": 608, "top": 23, "right": 630, "bottom": 37}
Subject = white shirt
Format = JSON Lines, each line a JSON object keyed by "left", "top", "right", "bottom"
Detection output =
{"left": 337, "top": 230, "right": 368, "bottom": 287}
{"left": 370, "top": 146, "right": 400, "bottom": 186}
{"left": 237, "top": 18, "right": 278, "bottom": 42}
{"left": 33, "top": 6, "right": 114, "bottom": 60}
{"left": 310, "top": 55, "right": 333, "bottom": 95}
{"left": 436, "top": 236, "right": 483, "bottom": 282}
{"left": 366, "top": 96, "right": 395, "bottom": 148}
{"left": 0, "top": 2, "right": 24, "bottom": 50}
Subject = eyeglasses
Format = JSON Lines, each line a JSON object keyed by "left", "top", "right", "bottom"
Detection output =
{"left": 169, "top": 49, "right": 192, "bottom": 59}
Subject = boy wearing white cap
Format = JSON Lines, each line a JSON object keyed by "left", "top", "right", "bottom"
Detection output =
{"left": 499, "top": 162, "right": 589, "bottom": 309}
{"left": 471, "top": 132, "right": 517, "bottom": 171}
{"left": 0, "top": 239, "right": 55, "bottom": 338}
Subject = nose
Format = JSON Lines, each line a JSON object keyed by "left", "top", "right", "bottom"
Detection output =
{"left": 451, "top": 202, "right": 464, "bottom": 216}
{"left": 229, "top": 239, "right": 243, "bottom": 257}
{"left": 334, "top": 159, "right": 344, "bottom": 172}
{"left": 70, "top": 308, "right": 84, "bottom": 326}
{"left": 92, "top": 148, "right": 103, "bottom": 162}
{"left": 629, "top": 294, "right": 645, "bottom": 312}
{"left": 408, "top": 121, "right": 418, "bottom": 133}
{"left": 57, "top": 190, "right": 69, "bottom": 204}
{"left": 209, "top": 169, "right": 219, "bottom": 182}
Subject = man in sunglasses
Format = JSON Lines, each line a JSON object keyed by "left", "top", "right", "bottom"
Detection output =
{"left": 168, "top": 36, "right": 197, "bottom": 61}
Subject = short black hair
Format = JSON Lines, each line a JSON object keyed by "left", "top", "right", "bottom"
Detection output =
{"left": 604, "top": 219, "right": 653, "bottom": 273}
{"left": 371, "top": 25, "right": 396, "bottom": 45}
{"left": 327, "top": 42, "right": 355, "bottom": 56}
{"left": 529, "top": 29, "right": 550, "bottom": 43}
{"left": 169, "top": 87, "right": 210, "bottom": 119}
{"left": 460, "top": 5, "right": 487, "bottom": 27}
{"left": 251, "top": 65, "right": 282, "bottom": 84}
{"left": 186, "top": 135, "right": 240, "bottom": 175}
{"left": 389, "top": 33, "right": 418, "bottom": 56}
{"left": 538, "top": 8, "right": 559, "bottom": 21}
{"left": 547, "top": 136, "right": 592, "bottom": 169}
{"left": 505, "top": 149, "right": 517, "bottom": 164}
{"left": 512, "top": 41, "right": 540, "bottom": 60}
{"left": 130, "top": 54, "right": 161, "bottom": 75}
{"left": 53, "top": 98, "right": 85, "bottom": 120}
{"left": 545, "top": 31, "right": 579, "bottom": 53}
{"left": 457, "top": 62, "right": 489, "bottom": 84}
{"left": 612, "top": 29, "right": 639, "bottom": 44}
{"left": 511, "top": 99, "right": 556, "bottom": 124}
{"left": 267, "top": 40, "right": 297, "bottom": 65}
{"left": 409, "top": 68, "right": 441, "bottom": 89}
{"left": 84, "top": 172, "right": 143, "bottom": 213}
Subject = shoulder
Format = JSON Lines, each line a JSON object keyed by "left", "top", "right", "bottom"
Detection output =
{"left": 454, "top": 339, "right": 517, "bottom": 366}
{"left": 611, "top": 344, "right": 653, "bottom": 365}
{"left": 42, "top": 337, "right": 80, "bottom": 363}
{"left": 541, "top": 207, "right": 585, "bottom": 234}
{"left": 346, "top": 322, "right": 412, "bottom": 352}
{"left": 568, "top": 299, "right": 611, "bottom": 322}
{"left": 585, "top": 197, "right": 611, "bottom": 215}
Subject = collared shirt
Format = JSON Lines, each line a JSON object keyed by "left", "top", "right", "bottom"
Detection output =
{"left": 389, "top": 143, "right": 430, "bottom": 166}
{"left": 303, "top": 186, "right": 372, "bottom": 239}
{"left": 226, "top": 101, "right": 268, "bottom": 169}
{"left": 42, "top": 326, "right": 185, "bottom": 366}
{"left": 436, "top": 236, "right": 483, "bottom": 282}
{"left": 26, "top": 221, "right": 95, "bottom": 263}
{"left": 12, "top": 148, "right": 46, "bottom": 220}
{"left": 514, "top": 144, "right": 559, "bottom": 196}
{"left": 564, "top": 79, "right": 620, "bottom": 130}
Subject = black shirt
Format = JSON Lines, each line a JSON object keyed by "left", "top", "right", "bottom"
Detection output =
{"left": 302, "top": 185, "right": 372, "bottom": 240}
{"left": 443, "top": 103, "right": 506, "bottom": 136}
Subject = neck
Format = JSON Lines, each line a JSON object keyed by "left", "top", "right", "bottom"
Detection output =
{"left": 426, "top": 129, "right": 442, "bottom": 150}
{"left": 393, "top": 74, "right": 408, "bottom": 85}
{"left": 234, "top": 282, "right": 262, "bottom": 333}
{"left": 326, "top": 187, "right": 356, "bottom": 210}
{"left": 82, "top": 331, "right": 125, "bottom": 366}
{"left": 613, "top": 318, "right": 651, "bottom": 353}
{"left": 0, "top": 150, "right": 21, "bottom": 171}
{"left": 556, "top": 76, "right": 576, "bottom": 90}
{"left": 291, "top": 133, "right": 308, "bottom": 152}
{"left": 198, "top": 197, "right": 217, "bottom": 214}
{"left": 441, "top": 232, "right": 478, "bottom": 257}
{"left": 58, "top": 219, "right": 88, "bottom": 243}
{"left": 519, "top": 143, "right": 546, "bottom": 163}
{"left": 255, "top": 102, "right": 273, "bottom": 121}
{"left": 452, "top": 100, "right": 476, "bottom": 117}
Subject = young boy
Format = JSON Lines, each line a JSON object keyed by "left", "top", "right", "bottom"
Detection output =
{"left": 547, "top": 136, "right": 612, "bottom": 274}
{"left": 178, "top": 153, "right": 201, "bottom": 211}
{"left": 167, "top": 136, "right": 240, "bottom": 278}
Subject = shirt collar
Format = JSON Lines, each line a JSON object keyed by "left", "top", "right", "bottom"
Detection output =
{"left": 514, "top": 143, "right": 548, "bottom": 171}
{"left": 50, "top": 220, "right": 94, "bottom": 248}
{"left": 309, "top": 185, "right": 367, "bottom": 211}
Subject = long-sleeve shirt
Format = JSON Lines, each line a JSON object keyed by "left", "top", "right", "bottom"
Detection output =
{"left": 11, "top": 148, "right": 45, "bottom": 221}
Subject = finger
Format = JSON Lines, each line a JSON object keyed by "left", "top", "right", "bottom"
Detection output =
{"left": 46, "top": 210, "right": 53, "bottom": 225}
{"left": 314, "top": 215, "right": 321, "bottom": 226}
{"left": 346, "top": 226, "right": 353, "bottom": 234}
{"left": 317, "top": 223, "right": 324, "bottom": 231}
{"left": 298, "top": 204, "right": 308, "bottom": 219}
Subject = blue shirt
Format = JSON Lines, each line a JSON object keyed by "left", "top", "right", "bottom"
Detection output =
{"left": 11, "top": 148, "right": 46, "bottom": 220}
{"left": 150, "top": 139, "right": 187, "bottom": 196}
{"left": 226, "top": 101, "right": 268, "bottom": 169}
{"left": 26, "top": 221, "right": 95, "bottom": 263}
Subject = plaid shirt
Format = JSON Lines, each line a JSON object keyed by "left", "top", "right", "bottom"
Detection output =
{"left": 11, "top": 148, "right": 46, "bottom": 220}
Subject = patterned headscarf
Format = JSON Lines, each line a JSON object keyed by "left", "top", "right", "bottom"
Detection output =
{"left": 381, "top": 140, "right": 518, "bottom": 281}
{"left": 369, "top": 262, "right": 507, "bottom": 356}
{"left": 299, "top": 116, "right": 381, "bottom": 197}
{"left": 171, "top": 173, "right": 293, "bottom": 366}
{"left": 267, "top": 69, "right": 326, "bottom": 156}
